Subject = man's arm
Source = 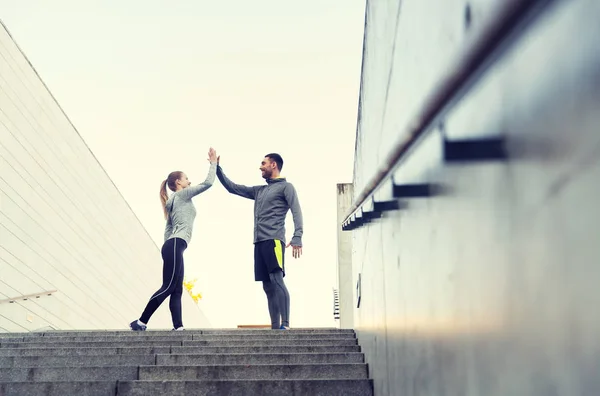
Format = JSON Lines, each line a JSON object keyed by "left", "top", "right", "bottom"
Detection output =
{"left": 177, "top": 162, "right": 217, "bottom": 200}
{"left": 216, "top": 164, "right": 257, "bottom": 200}
{"left": 284, "top": 183, "right": 303, "bottom": 247}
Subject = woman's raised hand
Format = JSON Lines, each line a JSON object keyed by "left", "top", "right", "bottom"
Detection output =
{"left": 207, "top": 147, "right": 218, "bottom": 163}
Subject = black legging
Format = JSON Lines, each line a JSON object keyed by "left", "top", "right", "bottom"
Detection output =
{"left": 140, "top": 237, "right": 187, "bottom": 328}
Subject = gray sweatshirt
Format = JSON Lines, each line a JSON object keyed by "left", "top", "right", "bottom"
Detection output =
{"left": 216, "top": 165, "right": 303, "bottom": 246}
{"left": 164, "top": 162, "right": 217, "bottom": 244}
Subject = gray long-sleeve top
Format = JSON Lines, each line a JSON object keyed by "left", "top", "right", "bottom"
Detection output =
{"left": 216, "top": 165, "right": 303, "bottom": 246}
{"left": 164, "top": 162, "right": 217, "bottom": 244}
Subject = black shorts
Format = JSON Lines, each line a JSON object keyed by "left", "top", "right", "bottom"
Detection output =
{"left": 254, "top": 239, "right": 285, "bottom": 281}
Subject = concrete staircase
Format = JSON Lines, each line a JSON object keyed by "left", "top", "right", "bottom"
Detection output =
{"left": 0, "top": 328, "right": 373, "bottom": 395}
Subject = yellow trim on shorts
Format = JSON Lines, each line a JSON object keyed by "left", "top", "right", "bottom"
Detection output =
{"left": 274, "top": 240, "right": 283, "bottom": 269}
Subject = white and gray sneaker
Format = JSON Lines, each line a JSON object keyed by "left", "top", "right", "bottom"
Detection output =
{"left": 172, "top": 327, "right": 185, "bottom": 331}
{"left": 129, "top": 320, "right": 147, "bottom": 331}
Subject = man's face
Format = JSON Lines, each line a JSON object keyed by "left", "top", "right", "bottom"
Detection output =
{"left": 259, "top": 157, "right": 276, "bottom": 179}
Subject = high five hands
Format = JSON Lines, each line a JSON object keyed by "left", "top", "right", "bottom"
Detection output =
{"left": 207, "top": 148, "right": 218, "bottom": 163}
{"left": 286, "top": 242, "right": 302, "bottom": 259}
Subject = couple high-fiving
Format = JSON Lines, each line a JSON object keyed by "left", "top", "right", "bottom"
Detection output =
{"left": 130, "top": 148, "right": 303, "bottom": 331}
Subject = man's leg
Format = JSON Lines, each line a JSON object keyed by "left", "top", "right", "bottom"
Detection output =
{"left": 269, "top": 270, "right": 290, "bottom": 328}
{"left": 262, "top": 279, "right": 280, "bottom": 329}
{"left": 256, "top": 241, "right": 282, "bottom": 328}
{"left": 272, "top": 240, "right": 290, "bottom": 327}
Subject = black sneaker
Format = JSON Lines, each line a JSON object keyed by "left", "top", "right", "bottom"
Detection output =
{"left": 129, "top": 320, "right": 147, "bottom": 331}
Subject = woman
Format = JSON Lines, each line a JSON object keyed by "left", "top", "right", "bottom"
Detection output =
{"left": 130, "top": 147, "right": 218, "bottom": 331}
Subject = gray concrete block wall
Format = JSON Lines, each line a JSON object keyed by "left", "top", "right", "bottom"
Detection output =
{"left": 352, "top": 0, "right": 500, "bottom": 196}
{"left": 336, "top": 183, "right": 355, "bottom": 329}
{"left": 348, "top": 0, "right": 600, "bottom": 395}
{"left": 0, "top": 21, "right": 209, "bottom": 331}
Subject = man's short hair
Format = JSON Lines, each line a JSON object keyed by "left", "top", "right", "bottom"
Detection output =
{"left": 265, "top": 153, "right": 284, "bottom": 171}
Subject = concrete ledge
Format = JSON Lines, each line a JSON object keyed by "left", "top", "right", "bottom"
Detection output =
{"left": 181, "top": 339, "right": 359, "bottom": 347}
{"left": 202, "top": 329, "right": 355, "bottom": 335}
{"left": 0, "top": 338, "right": 24, "bottom": 343}
{"left": 1, "top": 338, "right": 358, "bottom": 349}
{"left": 0, "top": 355, "right": 155, "bottom": 368}
{"left": 0, "top": 347, "right": 171, "bottom": 357}
{"left": 0, "top": 381, "right": 116, "bottom": 396}
{"left": 2, "top": 328, "right": 353, "bottom": 337}
{"left": 170, "top": 345, "right": 361, "bottom": 354}
{"left": 191, "top": 334, "right": 355, "bottom": 341}
{"left": 139, "top": 363, "right": 369, "bottom": 380}
{"left": 117, "top": 379, "right": 373, "bottom": 396}
{"left": 20, "top": 335, "right": 192, "bottom": 343}
{"left": 156, "top": 352, "right": 364, "bottom": 365}
{"left": 0, "top": 366, "right": 138, "bottom": 381}
{"left": 0, "top": 341, "right": 184, "bottom": 349}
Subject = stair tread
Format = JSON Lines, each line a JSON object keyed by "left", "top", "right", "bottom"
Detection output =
{"left": 0, "top": 329, "right": 370, "bottom": 394}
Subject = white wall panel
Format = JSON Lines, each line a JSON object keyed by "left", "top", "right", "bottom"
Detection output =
{"left": 0, "top": 21, "right": 210, "bottom": 332}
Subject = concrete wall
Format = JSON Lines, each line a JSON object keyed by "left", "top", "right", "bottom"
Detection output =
{"left": 349, "top": 0, "right": 600, "bottom": 395}
{"left": 0, "top": 21, "right": 209, "bottom": 332}
{"left": 353, "top": 0, "right": 501, "bottom": 195}
{"left": 336, "top": 183, "right": 354, "bottom": 329}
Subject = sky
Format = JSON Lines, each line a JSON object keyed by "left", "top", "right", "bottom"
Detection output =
{"left": 0, "top": 0, "right": 366, "bottom": 328}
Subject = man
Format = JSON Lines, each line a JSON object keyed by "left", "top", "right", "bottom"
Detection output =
{"left": 216, "top": 153, "right": 303, "bottom": 330}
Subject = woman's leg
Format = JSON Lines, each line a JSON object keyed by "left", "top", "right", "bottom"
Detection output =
{"left": 139, "top": 238, "right": 180, "bottom": 325}
{"left": 169, "top": 241, "right": 186, "bottom": 329}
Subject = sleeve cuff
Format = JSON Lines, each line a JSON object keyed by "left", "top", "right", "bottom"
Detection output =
{"left": 290, "top": 236, "right": 302, "bottom": 247}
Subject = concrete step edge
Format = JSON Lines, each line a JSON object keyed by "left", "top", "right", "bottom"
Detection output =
{"left": 0, "top": 344, "right": 356, "bottom": 351}
{"left": 3, "top": 341, "right": 356, "bottom": 346}
{"left": 141, "top": 362, "right": 367, "bottom": 368}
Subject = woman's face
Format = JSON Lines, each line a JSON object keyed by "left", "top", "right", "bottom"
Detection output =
{"left": 177, "top": 173, "right": 191, "bottom": 189}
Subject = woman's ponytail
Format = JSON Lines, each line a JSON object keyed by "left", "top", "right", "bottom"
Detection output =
{"left": 161, "top": 171, "right": 183, "bottom": 220}
{"left": 160, "top": 179, "right": 169, "bottom": 220}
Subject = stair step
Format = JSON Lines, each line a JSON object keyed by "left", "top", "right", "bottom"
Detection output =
{"left": 0, "top": 363, "right": 367, "bottom": 381}
{"left": 200, "top": 329, "right": 355, "bottom": 335}
{"left": 197, "top": 334, "right": 355, "bottom": 340}
{"left": 117, "top": 379, "right": 373, "bottom": 396}
{"left": 18, "top": 335, "right": 193, "bottom": 343}
{"left": 0, "top": 345, "right": 361, "bottom": 356}
{"left": 0, "top": 354, "right": 156, "bottom": 368}
{"left": 0, "top": 366, "right": 138, "bottom": 381}
{"left": 0, "top": 347, "right": 171, "bottom": 357}
{"left": 139, "top": 363, "right": 369, "bottom": 380}
{"left": 0, "top": 352, "right": 364, "bottom": 368}
{"left": 0, "top": 329, "right": 354, "bottom": 338}
{"left": 0, "top": 328, "right": 370, "bottom": 395}
{"left": 0, "top": 381, "right": 116, "bottom": 396}
{"left": 196, "top": 340, "right": 361, "bottom": 347}
{"left": 1, "top": 341, "right": 185, "bottom": 348}
{"left": 0, "top": 338, "right": 26, "bottom": 343}
{"left": 0, "top": 379, "right": 373, "bottom": 396}
{"left": 156, "top": 352, "right": 364, "bottom": 365}
{"left": 12, "top": 334, "right": 354, "bottom": 343}
{"left": 1, "top": 339, "right": 358, "bottom": 348}
{"left": 170, "top": 345, "right": 362, "bottom": 354}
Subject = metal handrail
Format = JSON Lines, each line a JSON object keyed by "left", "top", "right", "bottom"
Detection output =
{"left": 343, "top": 0, "right": 555, "bottom": 224}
